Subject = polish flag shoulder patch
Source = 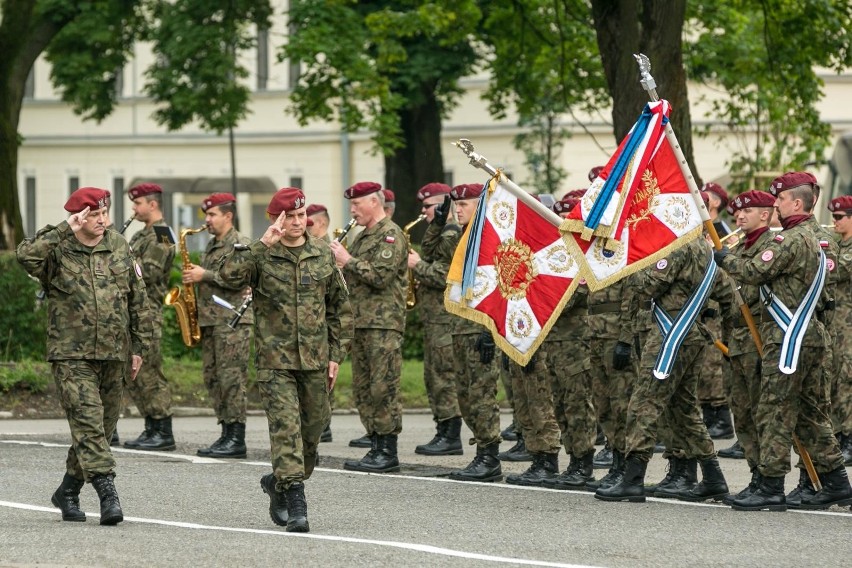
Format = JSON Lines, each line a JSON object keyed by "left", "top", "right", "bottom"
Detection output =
{"left": 819, "top": 239, "right": 830, "bottom": 249}
{"left": 384, "top": 235, "right": 396, "bottom": 244}
{"left": 773, "top": 234, "right": 785, "bottom": 243}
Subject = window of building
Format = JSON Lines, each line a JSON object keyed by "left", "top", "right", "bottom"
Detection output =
{"left": 114, "top": 65, "right": 124, "bottom": 98}
{"left": 24, "top": 66, "right": 35, "bottom": 99}
{"left": 289, "top": 176, "right": 303, "bottom": 190}
{"left": 113, "top": 177, "right": 125, "bottom": 228}
{"left": 257, "top": 28, "right": 269, "bottom": 91}
{"left": 444, "top": 171, "right": 453, "bottom": 187}
{"left": 288, "top": 22, "right": 301, "bottom": 89}
{"left": 68, "top": 176, "right": 79, "bottom": 196}
{"left": 25, "top": 176, "right": 36, "bottom": 236}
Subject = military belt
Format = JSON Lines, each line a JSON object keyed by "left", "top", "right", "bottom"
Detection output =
{"left": 588, "top": 302, "right": 621, "bottom": 315}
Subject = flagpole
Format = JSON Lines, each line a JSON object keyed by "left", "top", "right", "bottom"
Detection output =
{"left": 452, "top": 139, "right": 563, "bottom": 228}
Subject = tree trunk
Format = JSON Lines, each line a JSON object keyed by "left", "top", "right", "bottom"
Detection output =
{"left": 590, "top": 0, "right": 701, "bottom": 184}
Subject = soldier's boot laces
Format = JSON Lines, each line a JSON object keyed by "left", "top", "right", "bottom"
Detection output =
{"left": 206, "top": 422, "right": 247, "bottom": 459}
{"left": 197, "top": 423, "right": 228, "bottom": 456}
{"left": 447, "top": 442, "right": 502, "bottom": 482}
{"left": 799, "top": 466, "right": 852, "bottom": 510}
{"left": 718, "top": 439, "right": 745, "bottom": 459}
{"left": 545, "top": 451, "right": 595, "bottom": 490}
{"left": 134, "top": 416, "right": 176, "bottom": 451}
{"left": 497, "top": 433, "right": 532, "bottom": 462}
{"left": 284, "top": 482, "right": 309, "bottom": 533}
{"left": 586, "top": 449, "right": 623, "bottom": 492}
{"left": 123, "top": 416, "right": 153, "bottom": 449}
{"left": 260, "top": 473, "right": 288, "bottom": 527}
{"left": 91, "top": 474, "right": 123, "bottom": 525}
{"left": 731, "top": 475, "right": 786, "bottom": 512}
{"left": 655, "top": 457, "right": 698, "bottom": 499}
{"left": 680, "top": 457, "right": 728, "bottom": 502}
{"left": 785, "top": 468, "right": 816, "bottom": 509}
{"left": 594, "top": 455, "right": 647, "bottom": 503}
{"left": 724, "top": 469, "right": 761, "bottom": 506}
{"left": 415, "top": 416, "right": 463, "bottom": 456}
{"left": 646, "top": 456, "right": 676, "bottom": 494}
{"left": 707, "top": 405, "right": 735, "bottom": 440}
{"left": 592, "top": 445, "right": 614, "bottom": 469}
{"left": 343, "top": 434, "right": 400, "bottom": 473}
{"left": 506, "top": 452, "right": 559, "bottom": 486}
{"left": 51, "top": 473, "right": 86, "bottom": 522}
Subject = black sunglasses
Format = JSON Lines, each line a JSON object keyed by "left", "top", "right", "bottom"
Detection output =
{"left": 832, "top": 213, "right": 850, "bottom": 221}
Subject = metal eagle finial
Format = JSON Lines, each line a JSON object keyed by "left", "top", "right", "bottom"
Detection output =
{"left": 634, "top": 53, "right": 659, "bottom": 101}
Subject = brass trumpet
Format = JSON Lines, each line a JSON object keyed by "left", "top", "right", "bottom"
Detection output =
{"left": 403, "top": 214, "right": 427, "bottom": 309}
{"left": 719, "top": 228, "right": 742, "bottom": 243}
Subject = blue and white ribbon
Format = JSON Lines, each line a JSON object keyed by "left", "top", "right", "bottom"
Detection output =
{"left": 651, "top": 252, "right": 718, "bottom": 379}
{"left": 460, "top": 175, "right": 494, "bottom": 298}
{"left": 759, "top": 251, "right": 827, "bottom": 375}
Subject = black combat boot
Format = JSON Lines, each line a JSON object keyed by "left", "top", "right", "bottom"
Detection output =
{"left": 135, "top": 416, "right": 176, "bottom": 451}
{"left": 595, "top": 424, "right": 605, "bottom": 446}
{"left": 207, "top": 422, "right": 247, "bottom": 458}
{"left": 731, "top": 475, "right": 786, "bottom": 511}
{"left": 448, "top": 442, "right": 502, "bottom": 482}
{"left": 260, "top": 473, "right": 288, "bottom": 526}
{"left": 51, "top": 473, "right": 86, "bottom": 522}
{"left": 646, "top": 457, "right": 676, "bottom": 494}
{"left": 545, "top": 451, "right": 595, "bottom": 490}
{"left": 498, "top": 432, "right": 532, "bottom": 462}
{"left": 800, "top": 466, "right": 852, "bottom": 510}
{"left": 123, "top": 416, "right": 153, "bottom": 449}
{"left": 592, "top": 445, "right": 614, "bottom": 469}
{"left": 702, "top": 404, "right": 716, "bottom": 430}
{"left": 680, "top": 457, "right": 728, "bottom": 502}
{"left": 415, "top": 417, "right": 463, "bottom": 456}
{"left": 90, "top": 474, "right": 123, "bottom": 525}
{"left": 653, "top": 440, "right": 666, "bottom": 453}
{"left": 343, "top": 434, "right": 400, "bottom": 473}
{"left": 707, "top": 405, "right": 734, "bottom": 440}
{"left": 197, "top": 423, "right": 228, "bottom": 457}
{"left": 320, "top": 422, "right": 333, "bottom": 443}
{"left": 724, "top": 469, "right": 761, "bottom": 506}
{"left": 500, "top": 421, "right": 518, "bottom": 442}
{"left": 840, "top": 433, "right": 852, "bottom": 466}
{"left": 506, "top": 452, "right": 559, "bottom": 486}
{"left": 110, "top": 429, "right": 120, "bottom": 447}
{"left": 344, "top": 433, "right": 377, "bottom": 469}
{"left": 655, "top": 458, "right": 698, "bottom": 499}
{"left": 348, "top": 433, "right": 372, "bottom": 448}
{"left": 718, "top": 439, "right": 745, "bottom": 459}
{"left": 785, "top": 468, "right": 816, "bottom": 509}
{"left": 283, "top": 482, "right": 309, "bottom": 533}
{"left": 594, "top": 455, "right": 647, "bottom": 502}
{"left": 586, "top": 449, "right": 623, "bottom": 492}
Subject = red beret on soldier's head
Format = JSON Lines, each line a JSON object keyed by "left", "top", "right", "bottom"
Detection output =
{"left": 201, "top": 192, "right": 236, "bottom": 212}
{"left": 127, "top": 182, "right": 162, "bottom": 200}
{"left": 305, "top": 203, "right": 327, "bottom": 217}
{"left": 450, "top": 183, "right": 484, "bottom": 201}
{"left": 727, "top": 190, "right": 777, "bottom": 215}
{"left": 383, "top": 189, "right": 395, "bottom": 203}
{"left": 306, "top": 218, "right": 315, "bottom": 227}
{"left": 587, "top": 166, "right": 604, "bottom": 182}
{"left": 828, "top": 195, "right": 852, "bottom": 212}
{"left": 562, "top": 188, "right": 587, "bottom": 200}
{"left": 553, "top": 197, "right": 580, "bottom": 214}
{"left": 416, "top": 182, "right": 451, "bottom": 202}
{"left": 768, "top": 171, "right": 819, "bottom": 197}
{"left": 344, "top": 181, "right": 382, "bottom": 199}
{"left": 701, "top": 182, "right": 729, "bottom": 207}
{"left": 64, "top": 187, "right": 111, "bottom": 213}
{"left": 266, "top": 187, "right": 306, "bottom": 217}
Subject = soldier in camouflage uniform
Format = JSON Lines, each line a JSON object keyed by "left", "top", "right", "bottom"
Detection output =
{"left": 717, "top": 172, "right": 851, "bottom": 511}
{"left": 408, "top": 182, "right": 463, "bottom": 456}
{"left": 182, "top": 193, "right": 254, "bottom": 458}
{"left": 122, "top": 183, "right": 178, "bottom": 451}
{"left": 219, "top": 187, "right": 352, "bottom": 532}
{"left": 330, "top": 182, "right": 408, "bottom": 474}
{"left": 18, "top": 187, "right": 152, "bottom": 525}
{"left": 828, "top": 195, "right": 852, "bottom": 465}
{"left": 307, "top": 204, "right": 331, "bottom": 243}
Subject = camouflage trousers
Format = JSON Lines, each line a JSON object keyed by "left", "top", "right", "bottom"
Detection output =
{"left": 546, "top": 342, "right": 596, "bottom": 458}
{"left": 757, "top": 344, "right": 844, "bottom": 477}
{"left": 452, "top": 333, "right": 501, "bottom": 447}
{"left": 256, "top": 368, "right": 330, "bottom": 490}
{"left": 201, "top": 325, "right": 251, "bottom": 424}
{"left": 508, "top": 353, "right": 561, "bottom": 454}
{"left": 53, "top": 360, "right": 124, "bottom": 481}
{"left": 124, "top": 326, "right": 172, "bottom": 419}
{"left": 422, "top": 321, "right": 460, "bottom": 422}
{"left": 697, "top": 317, "right": 728, "bottom": 407}
{"left": 589, "top": 337, "right": 636, "bottom": 453}
{"left": 831, "top": 340, "right": 852, "bottom": 436}
{"left": 727, "top": 349, "right": 762, "bottom": 469}
{"left": 351, "top": 329, "right": 403, "bottom": 436}
{"left": 625, "top": 341, "right": 715, "bottom": 461}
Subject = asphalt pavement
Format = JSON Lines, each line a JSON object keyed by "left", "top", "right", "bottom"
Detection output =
{"left": 1, "top": 413, "right": 850, "bottom": 567}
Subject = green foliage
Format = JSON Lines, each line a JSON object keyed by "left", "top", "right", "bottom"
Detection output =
{"left": 402, "top": 306, "right": 423, "bottom": 360}
{"left": 0, "top": 360, "right": 51, "bottom": 393}
{"left": 0, "top": 252, "right": 47, "bottom": 361}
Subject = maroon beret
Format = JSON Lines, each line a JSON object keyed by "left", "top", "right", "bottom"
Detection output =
{"left": 306, "top": 218, "right": 315, "bottom": 227}
{"left": 306, "top": 203, "right": 328, "bottom": 217}
{"left": 450, "top": 183, "right": 484, "bottom": 200}
{"left": 700, "top": 191, "right": 710, "bottom": 206}
{"left": 701, "top": 182, "right": 728, "bottom": 207}
{"left": 562, "top": 188, "right": 587, "bottom": 200}
{"left": 201, "top": 192, "right": 236, "bottom": 212}
{"left": 128, "top": 182, "right": 162, "bottom": 200}
{"left": 416, "top": 182, "right": 451, "bottom": 202}
{"left": 65, "top": 187, "right": 111, "bottom": 213}
{"left": 383, "top": 189, "right": 395, "bottom": 203}
{"left": 727, "top": 190, "right": 776, "bottom": 214}
{"left": 768, "top": 171, "right": 819, "bottom": 197}
{"left": 267, "top": 187, "right": 306, "bottom": 217}
{"left": 553, "top": 197, "right": 580, "bottom": 214}
{"left": 344, "top": 181, "right": 382, "bottom": 199}
{"left": 828, "top": 195, "right": 852, "bottom": 212}
{"left": 587, "top": 166, "right": 604, "bottom": 182}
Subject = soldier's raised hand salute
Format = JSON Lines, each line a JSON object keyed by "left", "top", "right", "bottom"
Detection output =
{"left": 68, "top": 206, "right": 91, "bottom": 232}
{"left": 260, "top": 210, "right": 288, "bottom": 247}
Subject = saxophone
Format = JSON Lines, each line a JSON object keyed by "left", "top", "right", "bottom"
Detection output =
{"left": 333, "top": 218, "right": 357, "bottom": 248}
{"left": 403, "top": 214, "right": 427, "bottom": 310}
{"left": 164, "top": 226, "right": 207, "bottom": 347}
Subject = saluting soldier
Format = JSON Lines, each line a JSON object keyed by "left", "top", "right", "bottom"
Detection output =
{"left": 182, "top": 193, "right": 254, "bottom": 458}
{"left": 18, "top": 187, "right": 152, "bottom": 525}
{"left": 219, "top": 187, "right": 352, "bottom": 532}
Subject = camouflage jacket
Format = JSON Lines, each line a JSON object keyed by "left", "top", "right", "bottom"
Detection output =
{"left": 721, "top": 222, "right": 829, "bottom": 348}
{"left": 834, "top": 235, "right": 852, "bottom": 335}
{"left": 128, "top": 219, "right": 175, "bottom": 312}
{"left": 803, "top": 216, "right": 839, "bottom": 327}
{"left": 587, "top": 277, "right": 635, "bottom": 343}
{"left": 17, "top": 221, "right": 152, "bottom": 361}
{"left": 546, "top": 284, "right": 590, "bottom": 375}
{"left": 197, "top": 227, "right": 254, "bottom": 328}
{"left": 218, "top": 235, "right": 352, "bottom": 370}
{"left": 724, "top": 228, "right": 773, "bottom": 357}
{"left": 413, "top": 222, "right": 461, "bottom": 327}
{"left": 343, "top": 216, "right": 408, "bottom": 331}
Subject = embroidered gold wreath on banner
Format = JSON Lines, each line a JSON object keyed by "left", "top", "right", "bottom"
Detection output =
{"left": 625, "top": 170, "right": 660, "bottom": 229}
{"left": 494, "top": 238, "right": 537, "bottom": 301}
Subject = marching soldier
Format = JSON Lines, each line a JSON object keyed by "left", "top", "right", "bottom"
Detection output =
{"left": 18, "top": 187, "right": 152, "bottom": 525}
{"left": 219, "top": 187, "right": 352, "bottom": 532}
{"left": 828, "top": 195, "right": 852, "bottom": 465}
{"left": 123, "top": 183, "right": 178, "bottom": 451}
{"left": 383, "top": 189, "right": 396, "bottom": 219}
{"left": 182, "top": 193, "right": 254, "bottom": 458}
{"left": 330, "top": 182, "right": 408, "bottom": 474}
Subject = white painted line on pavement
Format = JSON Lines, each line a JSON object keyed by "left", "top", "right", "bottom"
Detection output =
{"left": 0, "top": 500, "right": 603, "bottom": 568}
